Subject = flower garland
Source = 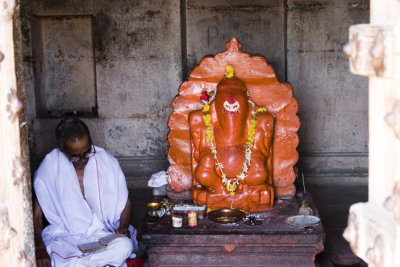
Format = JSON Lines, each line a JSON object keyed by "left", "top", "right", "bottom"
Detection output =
{"left": 200, "top": 66, "right": 267, "bottom": 196}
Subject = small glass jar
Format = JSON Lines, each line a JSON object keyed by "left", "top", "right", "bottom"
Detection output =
{"left": 198, "top": 209, "right": 205, "bottom": 220}
{"left": 172, "top": 215, "right": 183, "bottom": 228}
{"left": 188, "top": 211, "right": 197, "bottom": 227}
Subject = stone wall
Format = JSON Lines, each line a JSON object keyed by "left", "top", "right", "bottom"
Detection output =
{"left": 20, "top": 0, "right": 181, "bottom": 187}
{"left": 287, "top": 0, "right": 369, "bottom": 181}
{"left": 20, "top": 0, "right": 369, "bottom": 188}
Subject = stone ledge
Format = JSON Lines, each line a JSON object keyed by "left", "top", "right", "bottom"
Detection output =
{"left": 118, "top": 156, "right": 168, "bottom": 189}
{"left": 304, "top": 175, "right": 368, "bottom": 186}
{"left": 298, "top": 151, "right": 368, "bottom": 183}
{"left": 120, "top": 154, "right": 369, "bottom": 189}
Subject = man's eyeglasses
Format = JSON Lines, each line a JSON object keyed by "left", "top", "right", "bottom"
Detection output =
{"left": 69, "top": 146, "right": 96, "bottom": 163}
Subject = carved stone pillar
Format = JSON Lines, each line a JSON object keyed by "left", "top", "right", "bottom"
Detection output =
{"left": 0, "top": 1, "right": 34, "bottom": 266}
{"left": 343, "top": 0, "right": 400, "bottom": 266}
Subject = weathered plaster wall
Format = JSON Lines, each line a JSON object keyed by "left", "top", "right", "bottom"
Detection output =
{"left": 31, "top": 15, "right": 97, "bottom": 117}
{"left": 185, "top": 0, "right": 285, "bottom": 81}
{"left": 21, "top": 0, "right": 181, "bottom": 186}
{"left": 21, "top": 0, "right": 369, "bottom": 187}
{"left": 287, "top": 0, "right": 369, "bottom": 180}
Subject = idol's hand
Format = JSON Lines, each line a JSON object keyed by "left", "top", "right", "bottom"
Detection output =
{"left": 36, "top": 244, "right": 51, "bottom": 267}
{"left": 237, "top": 183, "right": 243, "bottom": 194}
{"left": 115, "top": 227, "right": 130, "bottom": 238}
{"left": 207, "top": 186, "right": 216, "bottom": 193}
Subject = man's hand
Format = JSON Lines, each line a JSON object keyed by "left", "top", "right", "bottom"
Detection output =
{"left": 115, "top": 227, "right": 130, "bottom": 238}
{"left": 117, "top": 197, "right": 132, "bottom": 238}
{"left": 36, "top": 244, "right": 51, "bottom": 267}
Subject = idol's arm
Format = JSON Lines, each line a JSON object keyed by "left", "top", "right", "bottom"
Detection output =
{"left": 264, "top": 113, "right": 275, "bottom": 185}
{"left": 189, "top": 111, "right": 202, "bottom": 186}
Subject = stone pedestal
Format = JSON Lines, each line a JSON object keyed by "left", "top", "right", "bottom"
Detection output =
{"left": 140, "top": 193, "right": 324, "bottom": 267}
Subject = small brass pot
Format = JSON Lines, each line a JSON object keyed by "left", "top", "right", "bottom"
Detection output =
{"left": 146, "top": 202, "right": 161, "bottom": 217}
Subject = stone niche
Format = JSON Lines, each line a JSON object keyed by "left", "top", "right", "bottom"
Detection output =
{"left": 31, "top": 15, "right": 97, "bottom": 118}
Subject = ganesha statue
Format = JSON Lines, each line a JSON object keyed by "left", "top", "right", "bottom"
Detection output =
{"left": 166, "top": 38, "right": 300, "bottom": 212}
{"left": 189, "top": 66, "right": 274, "bottom": 211}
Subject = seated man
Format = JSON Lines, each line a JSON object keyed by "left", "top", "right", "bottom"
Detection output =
{"left": 33, "top": 118, "right": 138, "bottom": 267}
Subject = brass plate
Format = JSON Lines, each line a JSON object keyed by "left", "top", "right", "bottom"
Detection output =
{"left": 285, "top": 215, "right": 320, "bottom": 227}
{"left": 208, "top": 209, "right": 246, "bottom": 224}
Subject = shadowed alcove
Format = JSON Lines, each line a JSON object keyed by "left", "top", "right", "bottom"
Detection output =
{"left": 16, "top": 0, "right": 369, "bottom": 265}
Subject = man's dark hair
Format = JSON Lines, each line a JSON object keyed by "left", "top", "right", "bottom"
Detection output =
{"left": 55, "top": 117, "right": 92, "bottom": 152}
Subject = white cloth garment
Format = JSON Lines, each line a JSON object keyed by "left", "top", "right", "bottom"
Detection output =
{"left": 34, "top": 146, "right": 138, "bottom": 267}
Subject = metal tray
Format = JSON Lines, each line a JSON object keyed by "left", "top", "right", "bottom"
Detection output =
{"left": 208, "top": 208, "right": 246, "bottom": 224}
{"left": 285, "top": 215, "right": 321, "bottom": 227}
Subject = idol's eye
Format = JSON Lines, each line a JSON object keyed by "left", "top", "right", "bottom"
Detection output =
{"left": 223, "top": 110, "right": 226, "bottom": 113}
{"left": 236, "top": 110, "right": 239, "bottom": 114}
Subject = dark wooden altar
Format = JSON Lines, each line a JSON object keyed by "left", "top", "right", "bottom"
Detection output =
{"left": 140, "top": 193, "right": 324, "bottom": 267}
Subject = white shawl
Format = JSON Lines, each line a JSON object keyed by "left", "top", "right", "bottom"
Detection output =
{"left": 34, "top": 146, "right": 130, "bottom": 259}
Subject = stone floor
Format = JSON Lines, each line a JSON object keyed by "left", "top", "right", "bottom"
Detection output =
{"left": 128, "top": 180, "right": 368, "bottom": 267}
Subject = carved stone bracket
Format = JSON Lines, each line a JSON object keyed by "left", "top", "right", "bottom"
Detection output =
{"left": 0, "top": 204, "right": 18, "bottom": 251}
{"left": 0, "top": 51, "right": 4, "bottom": 73}
{"left": 385, "top": 100, "right": 400, "bottom": 140}
{"left": 343, "top": 24, "right": 394, "bottom": 78}
{"left": 343, "top": 202, "right": 396, "bottom": 266}
{"left": 11, "top": 156, "right": 25, "bottom": 186}
{"left": 343, "top": 212, "right": 360, "bottom": 254}
{"left": 366, "top": 235, "right": 385, "bottom": 266}
{"left": 17, "top": 250, "right": 34, "bottom": 267}
{"left": 5, "top": 88, "right": 23, "bottom": 123}
{"left": 2, "top": 0, "right": 17, "bottom": 20}
{"left": 384, "top": 181, "right": 400, "bottom": 224}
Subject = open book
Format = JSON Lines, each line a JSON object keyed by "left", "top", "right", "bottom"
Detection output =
{"left": 78, "top": 233, "right": 124, "bottom": 253}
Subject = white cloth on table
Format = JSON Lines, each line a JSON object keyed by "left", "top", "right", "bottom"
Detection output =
{"left": 34, "top": 147, "right": 138, "bottom": 267}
